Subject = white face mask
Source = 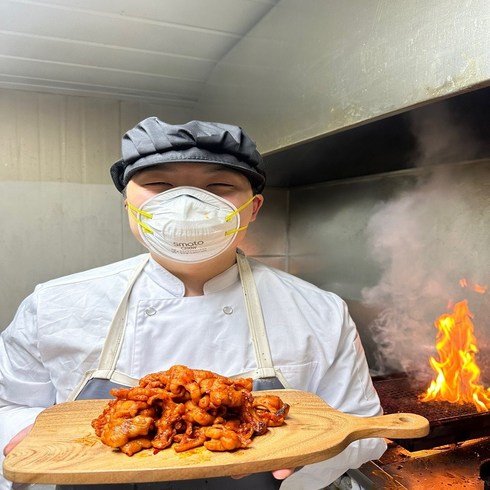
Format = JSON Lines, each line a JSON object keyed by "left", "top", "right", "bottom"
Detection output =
{"left": 127, "top": 186, "right": 256, "bottom": 263}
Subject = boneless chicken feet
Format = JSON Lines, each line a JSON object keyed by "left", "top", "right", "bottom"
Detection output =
{"left": 92, "top": 365, "right": 289, "bottom": 455}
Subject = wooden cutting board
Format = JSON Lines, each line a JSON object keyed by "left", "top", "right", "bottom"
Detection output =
{"left": 3, "top": 389, "right": 429, "bottom": 484}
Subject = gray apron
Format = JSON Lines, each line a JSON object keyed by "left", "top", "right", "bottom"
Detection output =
{"left": 60, "top": 253, "right": 291, "bottom": 490}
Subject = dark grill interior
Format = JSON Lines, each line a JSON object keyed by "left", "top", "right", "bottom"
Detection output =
{"left": 373, "top": 372, "right": 490, "bottom": 451}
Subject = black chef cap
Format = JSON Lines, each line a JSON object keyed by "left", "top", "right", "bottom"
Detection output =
{"left": 110, "top": 117, "right": 266, "bottom": 193}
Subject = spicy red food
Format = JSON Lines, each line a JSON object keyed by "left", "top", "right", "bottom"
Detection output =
{"left": 91, "top": 365, "right": 289, "bottom": 456}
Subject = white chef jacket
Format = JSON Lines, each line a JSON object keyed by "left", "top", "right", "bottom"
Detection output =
{"left": 0, "top": 254, "right": 387, "bottom": 490}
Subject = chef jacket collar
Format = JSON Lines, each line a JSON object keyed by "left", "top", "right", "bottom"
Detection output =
{"left": 146, "top": 256, "right": 240, "bottom": 297}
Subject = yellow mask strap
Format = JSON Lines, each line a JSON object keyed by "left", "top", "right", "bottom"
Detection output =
{"left": 223, "top": 194, "right": 257, "bottom": 235}
{"left": 224, "top": 224, "right": 249, "bottom": 236}
{"left": 225, "top": 195, "right": 257, "bottom": 222}
{"left": 126, "top": 201, "right": 154, "bottom": 234}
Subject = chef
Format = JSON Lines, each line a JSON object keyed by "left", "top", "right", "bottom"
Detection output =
{"left": 0, "top": 117, "right": 387, "bottom": 490}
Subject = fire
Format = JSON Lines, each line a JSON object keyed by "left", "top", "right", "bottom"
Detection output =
{"left": 459, "top": 278, "right": 487, "bottom": 294}
{"left": 420, "top": 287, "right": 490, "bottom": 412}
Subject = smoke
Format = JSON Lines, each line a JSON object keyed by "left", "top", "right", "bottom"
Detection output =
{"left": 362, "top": 102, "right": 490, "bottom": 376}
{"left": 409, "top": 102, "right": 484, "bottom": 167}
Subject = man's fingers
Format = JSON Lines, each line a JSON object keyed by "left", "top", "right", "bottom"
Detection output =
{"left": 231, "top": 468, "right": 295, "bottom": 480}
{"left": 272, "top": 468, "right": 295, "bottom": 480}
{"left": 3, "top": 424, "right": 33, "bottom": 456}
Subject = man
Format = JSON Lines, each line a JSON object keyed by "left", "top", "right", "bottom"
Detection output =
{"left": 0, "top": 118, "right": 386, "bottom": 489}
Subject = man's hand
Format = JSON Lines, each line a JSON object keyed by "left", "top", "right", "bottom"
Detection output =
{"left": 3, "top": 424, "right": 33, "bottom": 456}
{"left": 272, "top": 469, "right": 294, "bottom": 480}
{"left": 231, "top": 468, "right": 295, "bottom": 480}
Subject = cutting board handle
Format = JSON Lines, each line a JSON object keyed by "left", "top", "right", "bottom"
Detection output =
{"left": 348, "top": 412, "right": 430, "bottom": 440}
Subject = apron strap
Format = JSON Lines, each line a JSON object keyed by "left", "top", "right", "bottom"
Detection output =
{"left": 68, "top": 256, "right": 150, "bottom": 401}
{"left": 236, "top": 253, "right": 276, "bottom": 379}
{"left": 97, "top": 255, "right": 150, "bottom": 372}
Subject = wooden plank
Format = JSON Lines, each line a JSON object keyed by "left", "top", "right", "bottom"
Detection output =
{"left": 4, "top": 389, "right": 429, "bottom": 485}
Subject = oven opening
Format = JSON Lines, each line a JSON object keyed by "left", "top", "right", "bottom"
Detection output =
{"left": 353, "top": 278, "right": 490, "bottom": 488}
{"left": 374, "top": 279, "right": 489, "bottom": 451}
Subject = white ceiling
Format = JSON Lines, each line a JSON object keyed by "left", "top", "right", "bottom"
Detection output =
{"left": 0, "top": 0, "right": 278, "bottom": 107}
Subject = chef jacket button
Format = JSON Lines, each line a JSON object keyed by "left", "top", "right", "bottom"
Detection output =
{"left": 145, "top": 307, "right": 157, "bottom": 316}
{"left": 223, "top": 306, "right": 233, "bottom": 315}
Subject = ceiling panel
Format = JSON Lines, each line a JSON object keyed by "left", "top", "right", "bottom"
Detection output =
{"left": 0, "top": 57, "right": 205, "bottom": 94}
{"left": 28, "top": 0, "right": 278, "bottom": 33}
{"left": 0, "top": 0, "right": 278, "bottom": 105}
{"left": 0, "top": 32, "right": 216, "bottom": 79}
{"left": 2, "top": 2, "right": 242, "bottom": 58}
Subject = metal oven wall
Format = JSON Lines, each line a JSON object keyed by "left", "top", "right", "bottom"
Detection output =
{"left": 286, "top": 159, "right": 490, "bottom": 374}
{"left": 197, "top": 0, "right": 490, "bottom": 157}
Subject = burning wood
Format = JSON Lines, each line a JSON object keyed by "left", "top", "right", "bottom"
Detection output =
{"left": 420, "top": 281, "right": 489, "bottom": 412}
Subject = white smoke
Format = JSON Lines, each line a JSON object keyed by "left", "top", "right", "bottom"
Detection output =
{"left": 362, "top": 102, "right": 490, "bottom": 376}
{"left": 409, "top": 102, "right": 484, "bottom": 168}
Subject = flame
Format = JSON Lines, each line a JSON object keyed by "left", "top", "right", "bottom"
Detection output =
{"left": 420, "top": 298, "right": 490, "bottom": 412}
{"left": 459, "top": 278, "right": 487, "bottom": 294}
